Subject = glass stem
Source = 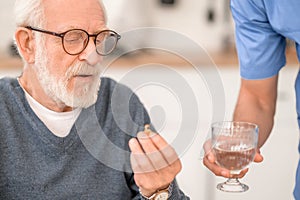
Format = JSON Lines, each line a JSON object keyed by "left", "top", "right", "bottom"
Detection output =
{"left": 226, "top": 178, "right": 240, "bottom": 185}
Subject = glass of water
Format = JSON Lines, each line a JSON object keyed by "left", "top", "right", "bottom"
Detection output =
{"left": 211, "top": 121, "right": 258, "bottom": 192}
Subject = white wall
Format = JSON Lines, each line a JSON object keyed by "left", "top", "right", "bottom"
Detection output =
{"left": 0, "top": 1, "right": 16, "bottom": 55}
{"left": 103, "top": 0, "right": 234, "bottom": 54}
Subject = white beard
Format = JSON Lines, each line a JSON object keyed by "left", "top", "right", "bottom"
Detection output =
{"left": 34, "top": 38, "right": 102, "bottom": 109}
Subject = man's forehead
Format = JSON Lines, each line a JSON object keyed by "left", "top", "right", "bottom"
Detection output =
{"left": 42, "top": 0, "right": 106, "bottom": 32}
{"left": 43, "top": 0, "right": 106, "bottom": 26}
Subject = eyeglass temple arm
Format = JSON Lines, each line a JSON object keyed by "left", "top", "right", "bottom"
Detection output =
{"left": 25, "top": 26, "right": 63, "bottom": 38}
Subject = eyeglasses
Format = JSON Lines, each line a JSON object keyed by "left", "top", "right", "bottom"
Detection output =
{"left": 26, "top": 26, "right": 121, "bottom": 56}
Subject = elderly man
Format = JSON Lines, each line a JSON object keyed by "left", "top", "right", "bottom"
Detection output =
{"left": 0, "top": 0, "right": 189, "bottom": 199}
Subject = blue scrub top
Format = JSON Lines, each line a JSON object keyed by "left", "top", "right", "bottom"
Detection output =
{"left": 230, "top": 0, "right": 300, "bottom": 198}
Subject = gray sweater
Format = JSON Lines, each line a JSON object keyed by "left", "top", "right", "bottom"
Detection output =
{"left": 0, "top": 77, "right": 189, "bottom": 200}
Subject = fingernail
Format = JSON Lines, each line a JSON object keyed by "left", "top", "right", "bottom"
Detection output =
{"left": 129, "top": 138, "right": 137, "bottom": 145}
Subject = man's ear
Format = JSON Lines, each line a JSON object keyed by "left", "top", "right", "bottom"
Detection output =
{"left": 15, "top": 27, "right": 36, "bottom": 63}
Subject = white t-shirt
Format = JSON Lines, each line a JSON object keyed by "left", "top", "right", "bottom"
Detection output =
{"left": 19, "top": 82, "right": 82, "bottom": 137}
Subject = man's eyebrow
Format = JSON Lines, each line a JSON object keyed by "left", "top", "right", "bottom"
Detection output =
{"left": 56, "top": 25, "right": 78, "bottom": 32}
{"left": 58, "top": 26, "right": 108, "bottom": 34}
{"left": 93, "top": 27, "right": 108, "bottom": 34}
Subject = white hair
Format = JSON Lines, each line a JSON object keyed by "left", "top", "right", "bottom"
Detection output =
{"left": 14, "top": 0, "right": 107, "bottom": 28}
{"left": 14, "top": 0, "right": 45, "bottom": 64}
{"left": 14, "top": 0, "right": 45, "bottom": 28}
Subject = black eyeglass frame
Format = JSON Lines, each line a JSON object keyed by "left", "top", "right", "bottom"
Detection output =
{"left": 25, "top": 26, "right": 121, "bottom": 56}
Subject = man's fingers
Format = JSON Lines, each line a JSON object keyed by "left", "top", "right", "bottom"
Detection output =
{"left": 236, "top": 168, "right": 248, "bottom": 178}
{"left": 129, "top": 138, "right": 156, "bottom": 173}
{"left": 137, "top": 131, "right": 161, "bottom": 153}
{"left": 129, "top": 133, "right": 181, "bottom": 195}
{"left": 203, "top": 155, "right": 230, "bottom": 178}
{"left": 203, "top": 153, "right": 250, "bottom": 178}
{"left": 137, "top": 131, "right": 178, "bottom": 171}
{"left": 203, "top": 139, "right": 213, "bottom": 154}
{"left": 253, "top": 150, "right": 264, "bottom": 163}
{"left": 202, "top": 140, "right": 258, "bottom": 179}
{"left": 149, "top": 133, "right": 179, "bottom": 166}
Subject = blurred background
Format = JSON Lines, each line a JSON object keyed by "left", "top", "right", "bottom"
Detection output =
{"left": 0, "top": 0, "right": 299, "bottom": 199}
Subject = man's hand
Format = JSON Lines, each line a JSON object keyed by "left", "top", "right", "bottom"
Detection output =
{"left": 202, "top": 139, "right": 264, "bottom": 178}
{"left": 129, "top": 130, "right": 181, "bottom": 197}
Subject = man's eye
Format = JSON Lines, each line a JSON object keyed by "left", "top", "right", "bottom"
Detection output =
{"left": 96, "top": 39, "right": 102, "bottom": 45}
{"left": 65, "top": 32, "right": 85, "bottom": 42}
{"left": 65, "top": 38, "right": 80, "bottom": 43}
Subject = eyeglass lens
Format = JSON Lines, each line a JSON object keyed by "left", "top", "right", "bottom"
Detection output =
{"left": 63, "top": 30, "right": 118, "bottom": 55}
{"left": 96, "top": 31, "right": 118, "bottom": 55}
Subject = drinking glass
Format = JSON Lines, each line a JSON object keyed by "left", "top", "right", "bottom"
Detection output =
{"left": 211, "top": 121, "right": 258, "bottom": 192}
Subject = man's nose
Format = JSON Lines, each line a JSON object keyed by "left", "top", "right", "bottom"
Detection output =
{"left": 78, "top": 38, "right": 103, "bottom": 65}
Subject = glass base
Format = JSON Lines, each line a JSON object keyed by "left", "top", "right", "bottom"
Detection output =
{"left": 217, "top": 178, "right": 249, "bottom": 193}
